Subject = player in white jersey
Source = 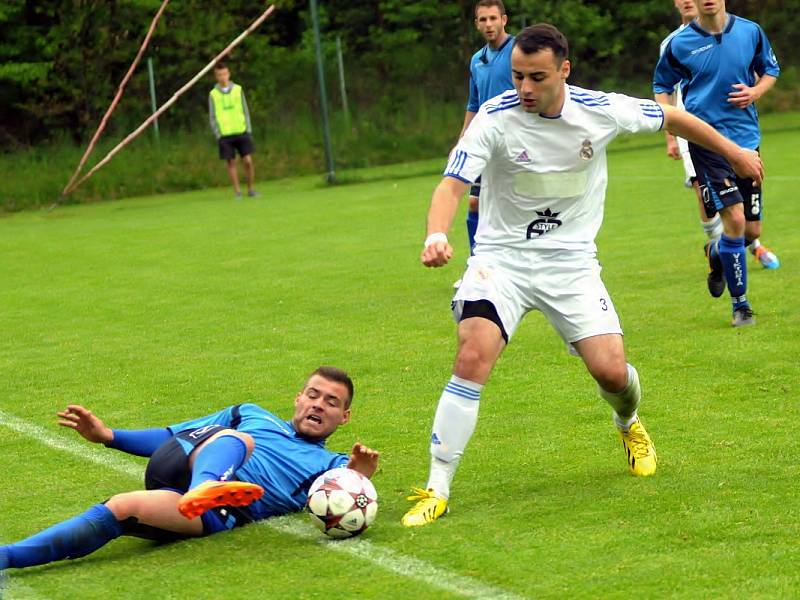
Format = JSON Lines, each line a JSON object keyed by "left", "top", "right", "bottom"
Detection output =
{"left": 401, "top": 23, "right": 764, "bottom": 527}
{"left": 657, "top": 0, "right": 779, "bottom": 270}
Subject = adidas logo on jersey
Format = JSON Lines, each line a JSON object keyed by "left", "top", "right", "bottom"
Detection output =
{"left": 515, "top": 150, "right": 533, "bottom": 163}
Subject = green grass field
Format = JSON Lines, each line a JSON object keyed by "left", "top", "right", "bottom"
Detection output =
{"left": 1, "top": 114, "right": 799, "bottom": 599}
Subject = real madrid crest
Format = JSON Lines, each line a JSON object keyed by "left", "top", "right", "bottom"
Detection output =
{"left": 580, "top": 139, "right": 594, "bottom": 160}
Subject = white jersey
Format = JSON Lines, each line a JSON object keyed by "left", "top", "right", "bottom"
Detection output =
{"left": 444, "top": 84, "right": 664, "bottom": 254}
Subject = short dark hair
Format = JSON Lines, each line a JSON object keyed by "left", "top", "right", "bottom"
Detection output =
{"left": 515, "top": 24, "right": 569, "bottom": 63}
{"left": 214, "top": 61, "right": 229, "bottom": 71}
{"left": 310, "top": 366, "right": 354, "bottom": 408}
{"left": 475, "top": 0, "right": 505, "bottom": 16}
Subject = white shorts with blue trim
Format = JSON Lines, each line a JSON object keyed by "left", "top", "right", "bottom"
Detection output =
{"left": 452, "top": 246, "right": 623, "bottom": 351}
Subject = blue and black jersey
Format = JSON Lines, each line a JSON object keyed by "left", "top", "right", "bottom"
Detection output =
{"left": 653, "top": 14, "right": 779, "bottom": 149}
{"left": 168, "top": 404, "right": 348, "bottom": 520}
{"left": 467, "top": 35, "right": 515, "bottom": 112}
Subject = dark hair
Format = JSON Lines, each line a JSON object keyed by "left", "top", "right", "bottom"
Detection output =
{"left": 475, "top": 0, "right": 505, "bottom": 16}
{"left": 515, "top": 24, "right": 569, "bottom": 62}
{"left": 214, "top": 61, "right": 229, "bottom": 71}
{"left": 310, "top": 366, "right": 354, "bottom": 408}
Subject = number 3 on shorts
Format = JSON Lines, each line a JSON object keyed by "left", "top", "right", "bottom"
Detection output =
{"left": 599, "top": 298, "right": 608, "bottom": 311}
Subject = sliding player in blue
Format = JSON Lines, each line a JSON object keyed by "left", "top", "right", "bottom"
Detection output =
{"left": 654, "top": 0, "right": 780, "bottom": 326}
{"left": 0, "top": 367, "right": 378, "bottom": 571}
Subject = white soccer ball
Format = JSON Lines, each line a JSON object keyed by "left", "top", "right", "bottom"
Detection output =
{"left": 306, "top": 467, "right": 378, "bottom": 538}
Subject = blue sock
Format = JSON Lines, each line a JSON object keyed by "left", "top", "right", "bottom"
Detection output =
{"left": 717, "top": 234, "right": 749, "bottom": 310}
{"left": 107, "top": 428, "right": 172, "bottom": 457}
{"left": 466, "top": 211, "right": 479, "bottom": 256}
{"left": 4, "top": 504, "right": 122, "bottom": 569}
{"left": 0, "top": 545, "right": 8, "bottom": 570}
{"left": 188, "top": 435, "right": 248, "bottom": 490}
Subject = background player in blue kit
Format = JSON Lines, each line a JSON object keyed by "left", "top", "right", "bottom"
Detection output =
{"left": 460, "top": 0, "right": 515, "bottom": 264}
{"left": 654, "top": 0, "right": 780, "bottom": 326}
{"left": 0, "top": 366, "right": 379, "bottom": 571}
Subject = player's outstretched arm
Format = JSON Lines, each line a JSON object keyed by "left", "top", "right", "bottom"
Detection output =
{"left": 57, "top": 404, "right": 113, "bottom": 444}
{"left": 421, "top": 176, "right": 470, "bottom": 268}
{"left": 346, "top": 442, "right": 380, "bottom": 479}
{"left": 660, "top": 104, "right": 764, "bottom": 185}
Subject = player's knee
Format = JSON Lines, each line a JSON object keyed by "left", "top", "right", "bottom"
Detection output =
{"left": 454, "top": 342, "right": 489, "bottom": 377}
{"left": 722, "top": 207, "right": 746, "bottom": 234}
{"left": 105, "top": 492, "right": 141, "bottom": 521}
{"left": 215, "top": 431, "right": 255, "bottom": 456}
{"left": 468, "top": 197, "right": 479, "bottom": 212}
{"left": 593, "top": 362, "right": 628, "bottom": 393}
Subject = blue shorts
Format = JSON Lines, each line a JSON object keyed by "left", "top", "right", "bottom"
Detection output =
{"left": 688, "top": 143, "right": 763, "bottom": 221}
{"left": 145, "top": 425, "right": 254, "bottom": 535}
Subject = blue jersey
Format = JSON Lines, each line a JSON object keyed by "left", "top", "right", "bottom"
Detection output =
{"left": 653, "top": 15, "right": 779, "bottom": 149}
{"left": 168, "top": 404, "right": 348, "bottom": 519}
{"left": 467, "top": 35, "right": 515, "bottom": 112}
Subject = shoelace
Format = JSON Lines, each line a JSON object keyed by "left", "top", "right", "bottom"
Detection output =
{"left": 406, "top": 487, "right": 435, "bottom": 503}
{"left": 626, "top": 425, "right": 653, "bottom": 458}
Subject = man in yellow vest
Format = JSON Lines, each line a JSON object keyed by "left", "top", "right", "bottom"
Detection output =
{"left": 209, "top": 62, "right": 257, "bottom": 198}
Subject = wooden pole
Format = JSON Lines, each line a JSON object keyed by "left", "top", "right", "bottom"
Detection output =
{"left": 61, "top": 0, "right": 171, "bottom": 197}
{"left": 65, "top": 4, "right": 276, "bottom": 197}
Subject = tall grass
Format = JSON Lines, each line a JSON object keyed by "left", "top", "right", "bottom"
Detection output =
{"left": 0, "top": 99, "right": 462, "bottom": 212}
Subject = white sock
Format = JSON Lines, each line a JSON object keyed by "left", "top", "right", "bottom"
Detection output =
{"left": 426, "top": 375, "right": 483, "bottom": 499}
{"left": 749, "top": 238, "right": 761, "bottom": 254}
{"left": 701, "top": 214, "right": 723, "bottom": 240}
{"left": 598, "top": 364, "right": 641, "bottom": 432}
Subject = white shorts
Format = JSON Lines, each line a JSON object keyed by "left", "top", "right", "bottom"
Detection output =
{"left": 677, "top": 136, "right": 696, "bottom": 188}
{"left": 452, "top": 246, "right": 623, "bottom": 349}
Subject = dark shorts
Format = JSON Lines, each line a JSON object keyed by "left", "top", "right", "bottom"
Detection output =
{"left": 470, "top": 175, "right": 482, "bottom": 199}
{"left": 218, "top": 133, "right": 254, "bottom": 160}
{"left": 688, "top": 143, "right": 763, "bottom": 221}
{"left": 145, "top": 425, "right": 254, "bottom": 535}
{"left": 457, "top": 299, "right": 509, "bottom": 344}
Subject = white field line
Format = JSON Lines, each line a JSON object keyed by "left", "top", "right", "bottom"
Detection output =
{"left": 0, "top": 410, "right": 528, "bottom": 600}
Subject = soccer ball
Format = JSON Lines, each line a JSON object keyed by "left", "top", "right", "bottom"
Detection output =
{"left": 306, "top": 467, "right": 378, "bottom": 538}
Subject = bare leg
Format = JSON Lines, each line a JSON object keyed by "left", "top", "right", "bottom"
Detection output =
{"left": 242, "top": 154, "right": 255, "bottom": 193}
{"left": 106, "top": 490, "right": 204, "bottom": 536}
{"left": 573, "top": 333, "right": 628, "bottom": 392}
{"left": 452, "top": 316, "right": 506, "bottom": 384}
{"left": 226, "top": 159, "right": 240, "bottom": 195}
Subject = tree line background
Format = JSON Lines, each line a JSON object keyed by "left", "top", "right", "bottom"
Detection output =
{"left": 2, "top": 0, "right": 798, "bottom": 146}
{"left": 0, "top": 0, "right": 797, "bottom": 208}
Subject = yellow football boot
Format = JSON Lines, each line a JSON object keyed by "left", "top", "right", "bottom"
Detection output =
{"left": 619, "top": 418, "right": 657, "bottom": 476}
{"left": 401, "top": 487, "right": 449, "bottom": 527}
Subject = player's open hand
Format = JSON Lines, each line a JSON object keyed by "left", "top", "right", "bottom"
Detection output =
{"left": 347, "top": 442, "right": 379, "bottom": 479}
{"left": 421, "top": 241, "right": 454, "bottom": 267}
{"left": 728, "top": 83, "right": 759, "bottom": 109}
{"left": 730, "top": 148, "right": 764, "bottom": 186}
{"left": 57, "top": 404, "right": 114, "bottom": 444}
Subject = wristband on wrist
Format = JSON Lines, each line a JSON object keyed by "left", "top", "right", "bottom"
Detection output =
{"left": 424, "top": 232, "right": 448, "bottom": 248}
